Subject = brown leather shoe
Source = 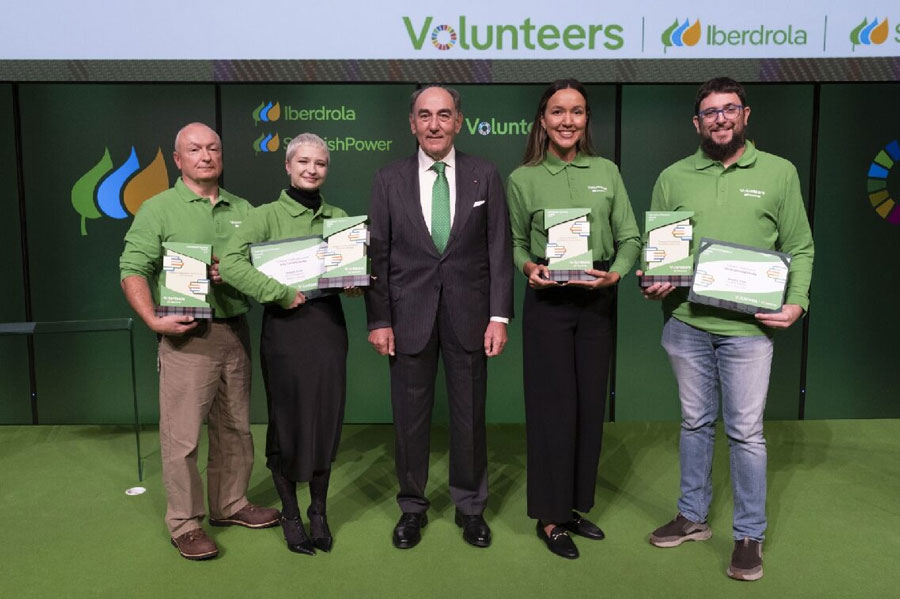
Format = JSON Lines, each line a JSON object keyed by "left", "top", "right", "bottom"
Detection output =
{"left": 171, "top": 528, "right": 218, "bottom": 560}
{"left": 209, "top": 503, "right": 280, "bottom": 529}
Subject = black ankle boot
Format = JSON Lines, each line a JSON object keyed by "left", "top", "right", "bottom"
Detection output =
{"left": 307, "top": 511, "right": 333, "bottom": 552}
{"left": 280, "top": 515, "right": 315, "bottom": 555}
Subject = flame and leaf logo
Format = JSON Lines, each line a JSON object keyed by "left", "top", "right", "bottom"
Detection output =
{"left": 252, "top": 132, "right": 281, "bottom": 154}
{"left": 662, "top": 18, "right": 701, "bottom": 53}
{"left": 71, "top": 147, "right": 169, "bottom": 236}
{"left": 252, "top": 101, "right": 281, "bottom": 125}
{"left": 850, "top": 18, "right": 889, "bottom": 50}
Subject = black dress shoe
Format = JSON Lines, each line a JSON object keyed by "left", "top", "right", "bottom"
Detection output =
{"left": 392, "top": 512, "right": 427, "bottom": 549}
{"left": 454, "top": 510, "right": 491, "bottom": 548}
{"left": 280, "top": 515, "right": 315, "bottom": 555}
{"left": 308, "top": 513, "right": 333, "bottom": 552}
{"left": 536, "top": 521, "right": 579, "bottom": 559}
{"left": 562, "top": 511, "right": 605, "bottom": 540}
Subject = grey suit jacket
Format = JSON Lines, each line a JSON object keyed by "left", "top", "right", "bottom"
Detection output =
{"left": 365, "top": 150, "right": 514, "bottom": 355}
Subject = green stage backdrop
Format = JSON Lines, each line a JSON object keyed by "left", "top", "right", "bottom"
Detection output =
{"left": 0, "top": 82, "right": 895, "bottom": 424}
{"left": 0, "top": 84, "right": 31, "bottom": 424}
{"left": 806, "top": 83, "right": 900, "bottom": 419}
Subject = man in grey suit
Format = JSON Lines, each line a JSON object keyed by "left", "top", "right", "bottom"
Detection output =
{"left": 366, "top": 85, "right": 514, "bottom": 550}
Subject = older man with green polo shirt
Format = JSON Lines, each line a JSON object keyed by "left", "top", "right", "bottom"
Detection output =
{"left": 642, "top": 78, "right": 813, "bottom": 582}
{"left": 120, "top": 122, "right": 278, "bottom": 561}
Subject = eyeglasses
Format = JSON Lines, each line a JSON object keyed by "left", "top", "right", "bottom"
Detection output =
{"left": 697, "top": 104, "right": 745, "bottom": 123}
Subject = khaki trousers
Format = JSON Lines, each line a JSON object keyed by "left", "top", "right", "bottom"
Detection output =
{"left": 158, "top": 317, "right": 254, "bottom": 537}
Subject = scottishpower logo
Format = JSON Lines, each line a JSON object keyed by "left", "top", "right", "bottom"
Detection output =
{"left": 660, "top": 19, "right": 807, "bottom": 50}
{"left": 252, "top": 101, "right": 281, "bottom": 125}
{"left": 850, "top": 18, "right": 890, "bottom": 50}
{"left": 253, "top": 132, "right": 281, "bottom": 154}
{"left": 662, "top": 19, "right": 701, "bottom": 52}
{"left": 866, "top": 139, "right": 900, "bottom": 225}
{"left": 71, "top": 147, "right": 169, "bottom": 236}
{"left": 404, "top": 16, "right": 625, "bottom": 51}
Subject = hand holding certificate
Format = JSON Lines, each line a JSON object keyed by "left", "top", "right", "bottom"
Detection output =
{"left": 640, "top": 211, "right": 694, "bottom": 288}
{"left": 249, "top": 236, "right": 329, "bottom": 299}
{"left": 688, "top": 238, "right": 791, "bottom": 314}
{"left": 544, "top": 207, "right": 595, "bottom": 282}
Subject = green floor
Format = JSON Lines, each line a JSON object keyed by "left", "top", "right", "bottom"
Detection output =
{"left": 1, "top": 420, "right": 898, "bottom": 598}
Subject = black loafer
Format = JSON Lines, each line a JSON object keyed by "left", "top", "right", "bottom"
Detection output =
{"left": 455, "top": 510, "right": 491, "bottom": 548}
{"left": 308, "top": 512, "right": 333, "bottom": 552}
{"left": 536, "top": 521, "right": 579, "bottom": 559}
{"left": 280, "top": 516, "right": 315, "bottom": 555}
{"left": 562, "top": 511, "right": 605, "bottom": 540}
{"left": 392, "top": 512, "right": 427, "bottom": 549}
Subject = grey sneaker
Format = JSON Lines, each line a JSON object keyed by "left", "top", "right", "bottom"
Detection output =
{"left": 727, "top": 538, "right": 763, "bottom": 581}
{"left": 649, "top": 513, "right": 712, "bottom": 547}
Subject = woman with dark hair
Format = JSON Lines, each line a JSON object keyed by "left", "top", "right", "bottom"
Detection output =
{"left": 507, "top": 79, "right": 641, "bottom": 559}
{"left": 220, "top": 133, "right": 359, "bottom": 556}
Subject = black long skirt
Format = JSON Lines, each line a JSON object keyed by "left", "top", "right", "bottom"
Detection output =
{"left": 260, "top": 294, "right": 347, "bottom": 483}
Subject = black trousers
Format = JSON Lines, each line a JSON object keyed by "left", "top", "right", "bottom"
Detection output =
{"left": 389, "top": 298, "right": 489, "bottom": 515}
{"left": 522, "top": 281, "right": 614, "bottom": 523}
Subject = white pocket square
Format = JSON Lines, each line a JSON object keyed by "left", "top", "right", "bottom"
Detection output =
{"left": 473, "top": 200, "right": 485, "bottom": 207}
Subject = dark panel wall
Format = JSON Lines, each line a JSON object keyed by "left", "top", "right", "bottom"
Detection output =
{"left": 806, "top": 84, "right": 900, "bottom": 419}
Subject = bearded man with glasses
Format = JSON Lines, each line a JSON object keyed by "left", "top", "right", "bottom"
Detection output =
{"left": 640, "top": 77, "right": 814, "bottom": 582}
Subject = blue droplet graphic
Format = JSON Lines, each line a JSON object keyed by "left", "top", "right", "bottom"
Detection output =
{"left": 98, "top": 147, "right": 140, "bottom": 219}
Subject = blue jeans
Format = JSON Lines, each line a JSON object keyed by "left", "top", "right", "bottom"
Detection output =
{"left": 661, "top": 317, "right": 773, "bottom": 541}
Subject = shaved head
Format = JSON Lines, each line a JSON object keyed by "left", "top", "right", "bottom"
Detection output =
{"left": 174, "top": 122, "right": 221, "bottom": 153}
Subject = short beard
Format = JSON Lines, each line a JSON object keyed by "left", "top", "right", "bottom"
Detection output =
{"left": 700, "top": 127, "right": 746, "bottom": 163}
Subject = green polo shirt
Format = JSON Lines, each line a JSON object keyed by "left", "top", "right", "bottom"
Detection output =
{"left": 507, "top": 152, "right": 641, "bottom": 278}
{"left": 219, "top": 190, "right": 348, "bottom": 308}
{"left": 119, "top": 177, "right": 253, "bottom": 318}
{"left": 651, "top": 141, "right": 814, "bottom": 336}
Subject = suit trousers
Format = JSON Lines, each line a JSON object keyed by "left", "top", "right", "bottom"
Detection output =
{"left": 158, "top": 317, "right": 254, "bottom": 537}
{"left": 522, "top": 283, "right": 613, "bottom": 523}
{"left": 389, "top": 297, "right": 489, "bottom": 515}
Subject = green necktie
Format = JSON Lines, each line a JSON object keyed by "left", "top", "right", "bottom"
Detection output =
{"left": 430, "top": 161, "right": 450, "bottom": 253}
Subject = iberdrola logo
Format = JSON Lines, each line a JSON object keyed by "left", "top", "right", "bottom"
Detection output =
{"left": 253, "top": 132, "right": 280, "bottom": 154}
{"left": 850, "top": 18, "right": 889, "bottom": 50}
{"left": 71, "top": 147, "right": 169, "bottom": 236}
{"left": 662, "top": 18, "right": 701, "bottom": 53}
{"left": 252, "top": 101, "right": 281, "bottom": 125}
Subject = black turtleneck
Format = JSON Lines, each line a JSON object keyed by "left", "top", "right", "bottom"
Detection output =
{"left": 286, "top": 185, "right": 322, "bottom": 211}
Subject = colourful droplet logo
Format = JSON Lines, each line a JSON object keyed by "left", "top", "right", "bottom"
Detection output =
{"left": 70, "top": 147, "right": 170, "bottom": 236}
{"left": 252, "top": 132, "right": 281, "bottom": 154}
{"left": 431, "top": 24, "right": 457, "bottom": 51}
{"left": 850, "top": 18, "right": 889, "bottom": 50}
{"left": 662, "top": 18, "right": 701, "bottom": 53}
{"left": 252, "top": 101, "right": 282, "bottom": 125}
{"left": 866, "top": 140, "right": 900, "bottom": 225}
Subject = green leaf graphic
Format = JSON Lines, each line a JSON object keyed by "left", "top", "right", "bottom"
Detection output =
{"left": 850, "top": 18, "right": 866, "bottom": 49}
{"left": 662, "top": 18, "right": 679, "bottom": 53}
{"left": 252, "top": 101, "right": 265, "bottom": 126}
{"left": 252, "top": 133, "right": 264, "bottom": 154}
{"left": 71, "top": 147, "right": 112, "bottom": 236}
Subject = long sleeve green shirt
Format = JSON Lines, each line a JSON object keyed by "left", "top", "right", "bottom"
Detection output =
{"left": 119, "top": 177, "right": 253, "bottom": 318}
{"left": 219, "top": 190, "right": 348, "bottom": 309}
{"left": 651, "top": 141, "right": 814, "bottom": 336}
{"left": 506, "top": 152, "right": 641, "bottom": 278}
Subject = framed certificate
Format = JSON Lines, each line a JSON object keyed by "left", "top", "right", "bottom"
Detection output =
{"left": 544, "top": 207, "right": 594, "bottom": 282}
{"left": 640, "top": 211, "right": 694, "bottom": 288}
{"left": 688, "top": 238, "right": 791, "bottom": 314}
{"left": 249, "top": 236, "right": 329, "bottom": 299}
{"left": 318, "top": 215, "right": 371, "bottom": 290}
{"left": 156, "top": 242, "right": 212, "bottom": 319}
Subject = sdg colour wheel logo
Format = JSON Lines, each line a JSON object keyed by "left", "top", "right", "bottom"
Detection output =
{"left": 866, "top": 140, "right": 900, "bottom": 225}
{"left": 662, "top": 18, "right": 701, "bottom": 52}
{"left": 71, "top": 147, "right": 169, "bottom": 236}
{"left": 431, "top": 24, "right": 458, "bottom": 50}
{"left": 850, "top": 17, "right": 889, "bottom": 50}
{"left": 252, "top": 101, "right": 281, "bottom": 125}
